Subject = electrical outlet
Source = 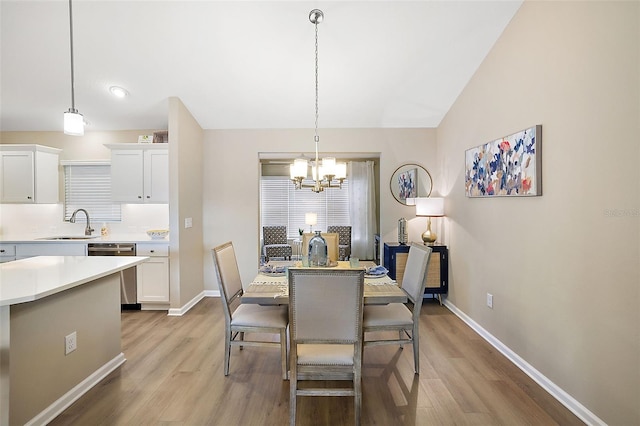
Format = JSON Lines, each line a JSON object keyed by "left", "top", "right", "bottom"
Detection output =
{"left": 184, "top": 217, "right": 193, "bottom": 228}
{"left": 65, "top": 331, "right": 77, "bottom": 355}
{"left": 487, "top": 293, "right": 493, "bottom": 309}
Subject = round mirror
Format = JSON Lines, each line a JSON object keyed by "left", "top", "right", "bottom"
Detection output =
{"left": 390, "top": 164, "right": 433, "bottom": 205}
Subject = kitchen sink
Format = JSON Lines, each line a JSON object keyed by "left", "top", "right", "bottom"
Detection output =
{"left": 38, "top": 236, "right": 101, "bottom": 240}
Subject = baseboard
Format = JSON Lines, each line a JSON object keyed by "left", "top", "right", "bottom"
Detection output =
{"left": 204, "top": 289, "right": 220, "bottom": 297}
{"left": 25, "top": 353, "right": 126, "bottom": 426}
{"left": 167, "top": 291, "right": 205, "bottom": 316}
{"left": 443, "top": 300, "right": 605, "bottom": 426}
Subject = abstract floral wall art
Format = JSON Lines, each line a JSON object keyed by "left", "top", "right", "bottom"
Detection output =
{"left": 465, "top": 125, "right": 542, "bottom": 197}
{"left": 397, "top": 168, "right": 417, "bottom": 201}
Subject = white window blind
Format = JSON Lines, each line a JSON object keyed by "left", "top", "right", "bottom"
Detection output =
{"left": 63, "top": 163, "right": 121, "bottom": 222}
{"left": 261, "top": 176, "right": 350, "bottom": 238}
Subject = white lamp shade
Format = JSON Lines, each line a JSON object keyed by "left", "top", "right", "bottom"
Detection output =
{"left": 290, "top": 158, "right": 308, "bottom": 179}
{"left": 405, "top": 197, "right": 417, "bottom": 206}
{"left": 415, "top": 197, "right": 444, "bottom": 217}
{"left": 64, "top": 110, "right": 84, "bottom": 136}
{"left": 305, "top": 212, "right": 318, "bottom": 226}
{"left": 334, "top": 162, "right": 347, "bottom": 179}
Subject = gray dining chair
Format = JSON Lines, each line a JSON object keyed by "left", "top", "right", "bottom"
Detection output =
{"left": 263, "top": 225, "right": 292, "bottom": 261}
{"left": 288, "top": 268, "right": 365, "bottom": 425}
{"left": 363, "top": 243, "right": 432, "bottom": 374}
{"left": 212, "top": 241, "right": 289, "bottom": 379}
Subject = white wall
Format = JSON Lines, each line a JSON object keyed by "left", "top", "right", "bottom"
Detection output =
{"left": 437, "top": 1, "right": 639, "bottom": 424}
{"left": 202, "top": 128, "right": 437, "bottom": 290}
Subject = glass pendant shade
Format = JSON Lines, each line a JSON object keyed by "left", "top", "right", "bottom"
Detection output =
{"left": 64, "top": 109, "right": 84, "bottom": 136}
{"left": 290, "top": 158, "right": 308, "bottom": 179}
{"left": 334, "top": 163, "right": 347, "bottom": 180}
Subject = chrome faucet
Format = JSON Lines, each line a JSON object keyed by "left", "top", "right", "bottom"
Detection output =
{"left": 70, "top": 208, "right": 94, "bottom": 236}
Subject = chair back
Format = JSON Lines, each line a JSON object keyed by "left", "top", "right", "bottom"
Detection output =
{"left": 402, "top": 243, "right": 433, "bottom": 305}
{"left": 289, "top": 268, "right": 364, "bottom": 343}
{"left": 212, "top": 242, "right": 243, "bottom": 322}
{"left": 301, "top": 232, "right": 339, "bottom": 262}
{"left": 263, "top": 226, "right": 287, "bottom": 245}
{"left": 327, "top": 225, "right": 351, "bottom": 246}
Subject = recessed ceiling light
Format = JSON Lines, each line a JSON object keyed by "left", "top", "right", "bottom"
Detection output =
{"left": 109, "top": 86, "right": 129, "bottom": 98}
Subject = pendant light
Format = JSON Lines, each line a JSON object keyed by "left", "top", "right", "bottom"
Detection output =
{"left": 290, "top": 9, "right": 346, "bottom": 193}
{"left": 63, "top": 0, "right": 84, "bottom": 136}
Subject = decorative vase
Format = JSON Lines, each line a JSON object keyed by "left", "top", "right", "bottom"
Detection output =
{"left": 308, "top": 230, "right": 328, "bottom": 267}
{"left": 398, "top": 217, "right": 407, "bottom": 244}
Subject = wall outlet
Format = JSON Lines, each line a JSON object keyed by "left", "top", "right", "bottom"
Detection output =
{"left": 487, "top": 293, "right": 493, "bottom": 309}
{"left": 184, "top": 217, "right": 193, "bottom": 228}
{"left": 65, "top": 331, "right": 77, "bottom": 355}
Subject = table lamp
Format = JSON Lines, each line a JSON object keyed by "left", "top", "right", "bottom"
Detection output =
{"left": 415, "top": 197, "right": 444, "bottom": 244}
{"left": 305, "top": 212, "right": 317, "bottom": 233}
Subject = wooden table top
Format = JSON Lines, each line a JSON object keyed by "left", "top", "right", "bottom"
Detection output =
{"left": 242, "top": 261, "right": 407, "bottom": 305}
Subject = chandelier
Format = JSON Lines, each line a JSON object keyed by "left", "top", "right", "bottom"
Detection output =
{"left": 290, "top": 9, "right": 346, "bottom": 193}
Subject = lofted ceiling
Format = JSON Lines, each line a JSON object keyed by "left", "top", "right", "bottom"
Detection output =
{"left": 0, "top": 1, "right": 522, "bottom": 132}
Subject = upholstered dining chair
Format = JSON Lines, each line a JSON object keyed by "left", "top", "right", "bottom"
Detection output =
{"left": 288, "top": 268, "right": 365, "bottom": 426}
{"left": 327, "top": 225, "right": 352, "bottom": 260}
{"left": 212, "top": 241, "right": 289, "bottom": 379}
{"left": 363, "top": 243, "right": 432, "bottom": 374}
{"left": 301, "top": 232, "right": 339, "bottom": 262}
{"left": 263, "top": 225, "right": 292, "bottom": 261}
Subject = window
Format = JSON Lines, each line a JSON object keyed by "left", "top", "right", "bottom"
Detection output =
{"left": 261, "top": 176, "right": 350, "bottom": 238}
{"left": 63, "top": 162, "right": 121, "bottom": 222}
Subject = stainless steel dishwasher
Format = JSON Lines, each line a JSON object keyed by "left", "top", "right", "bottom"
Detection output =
{"left": 88, "top": 243, "right": 140, "bottom": 310}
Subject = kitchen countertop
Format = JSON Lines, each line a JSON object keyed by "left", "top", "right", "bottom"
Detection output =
{"left": 0, "top": 233, "right": 170, "bottom": 244}
{"left": 0, "top": 255, "right": 149, "bottom": 306}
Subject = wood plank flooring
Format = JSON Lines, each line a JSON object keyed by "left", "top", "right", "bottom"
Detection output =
{"left": 49, "top": 298, "right": 583, "bottom": 425}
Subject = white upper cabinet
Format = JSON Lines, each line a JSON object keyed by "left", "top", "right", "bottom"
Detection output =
{"left": 0, "top": 144, "right": 61, "bottom": 204}
{"left": 106, "top": 144, "right": 169, "bottom": 203}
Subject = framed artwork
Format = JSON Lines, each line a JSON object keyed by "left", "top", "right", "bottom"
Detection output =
{"left": 465, "top": 125, "right": 542, "bottom": 197}
{"left": 397, "top": 167, "right": 417, "bottom": 201}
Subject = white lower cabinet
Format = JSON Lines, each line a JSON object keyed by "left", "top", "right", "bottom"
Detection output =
{"left": 0, "top": 244, "right": 16, "bottom": 263}
{"left": 137, "top": 243, "right": 169, "bottom": 304}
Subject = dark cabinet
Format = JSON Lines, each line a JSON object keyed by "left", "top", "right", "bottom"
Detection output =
{"left": 383, "top": 243, "right": 448, "bottom": 303}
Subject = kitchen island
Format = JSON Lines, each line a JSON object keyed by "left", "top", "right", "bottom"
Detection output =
{"left": 0, "top": 255, "right": 148, "bottom": 426}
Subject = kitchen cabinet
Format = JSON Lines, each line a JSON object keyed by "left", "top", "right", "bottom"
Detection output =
{"left": 106, "top": 144, "right": 168, "bottom": 203}
{"left": 383, "top": 242, "right": 448, "bottom": 303}
{"left": 0, "top": 145, "right": 61, "bottom": 203}
{"left": 136, "top": 243, "right": 169, "bottom": 305}
{"left": 0, "top": 244, "right": 16, "bottom": 263}
{"left": 15, "top": 243, "right": 87, "bottom": 259}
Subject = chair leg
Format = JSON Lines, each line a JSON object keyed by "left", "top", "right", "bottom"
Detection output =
{"left": 398, "top": 330, "right": 404, "bottom": 348}
{"left": 239, "top": 332, "right": 244, "bottom": 350}
{"left": 354, "top": 370, "right": 362, "bottom": 426}
{"left": 280, "top": 328, "right": 288, "bottom": 380}
{"left": 289, "top": 362, "right": 297, "bottom": 425}
{"left": 412, "top": 324, "right": 420, "bottom": 374}
{"left": 224, "top": 329, "right": 231, "bottom": 376}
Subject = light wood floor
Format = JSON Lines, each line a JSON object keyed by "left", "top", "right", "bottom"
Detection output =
{"left": 50, "top": 297, "right": 583, "bottom": 425}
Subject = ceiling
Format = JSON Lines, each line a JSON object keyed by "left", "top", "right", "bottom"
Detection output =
{"left": 0, "top": 1, "right": 522, "bottom": 132}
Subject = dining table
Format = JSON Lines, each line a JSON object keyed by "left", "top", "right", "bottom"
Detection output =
{"left": 241, "top": 260, "right": 407, "bottom": 305}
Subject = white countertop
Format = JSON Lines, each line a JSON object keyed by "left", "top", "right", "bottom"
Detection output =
{"left": 0, "top": 256, "right": 149, "bottom": 306}
{"left": 0, "top": 233, "right": 169, "bottom": 244}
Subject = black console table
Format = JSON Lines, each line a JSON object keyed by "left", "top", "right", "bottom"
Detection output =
{"left": 383, "top": 242, "right": 449, "bottom": 303}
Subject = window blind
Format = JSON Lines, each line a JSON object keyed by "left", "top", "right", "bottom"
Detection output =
{"left": 261, "top": 176, "right": 350, "bottom": 238}
{"left": 64, "top": 163, "right": 121, "bottom": 222}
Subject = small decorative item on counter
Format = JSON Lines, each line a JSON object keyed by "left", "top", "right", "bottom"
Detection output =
{"left": 146, "top": 229, "right": 169, "bottom": 239}
{"left": 298, "top": 228, "right": 304, "bottom": 236}
{"left": 101, "top": 223, "right": 110, "bottom": 237}
{"left": 308, "top": 230, "right": 328, "bottom": 267}
{"left": 398, "top": 217, "right": 407, "bottom": 244}
{"left": 138, "top": 135, "right": 153, "bottom": 144}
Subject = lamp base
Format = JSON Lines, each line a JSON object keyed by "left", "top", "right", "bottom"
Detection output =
{"left": 422, "top": 217, "right": 437, "bottom": 245}
{"left": 421, "top": 230, "right": 437, "bottom": 245}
